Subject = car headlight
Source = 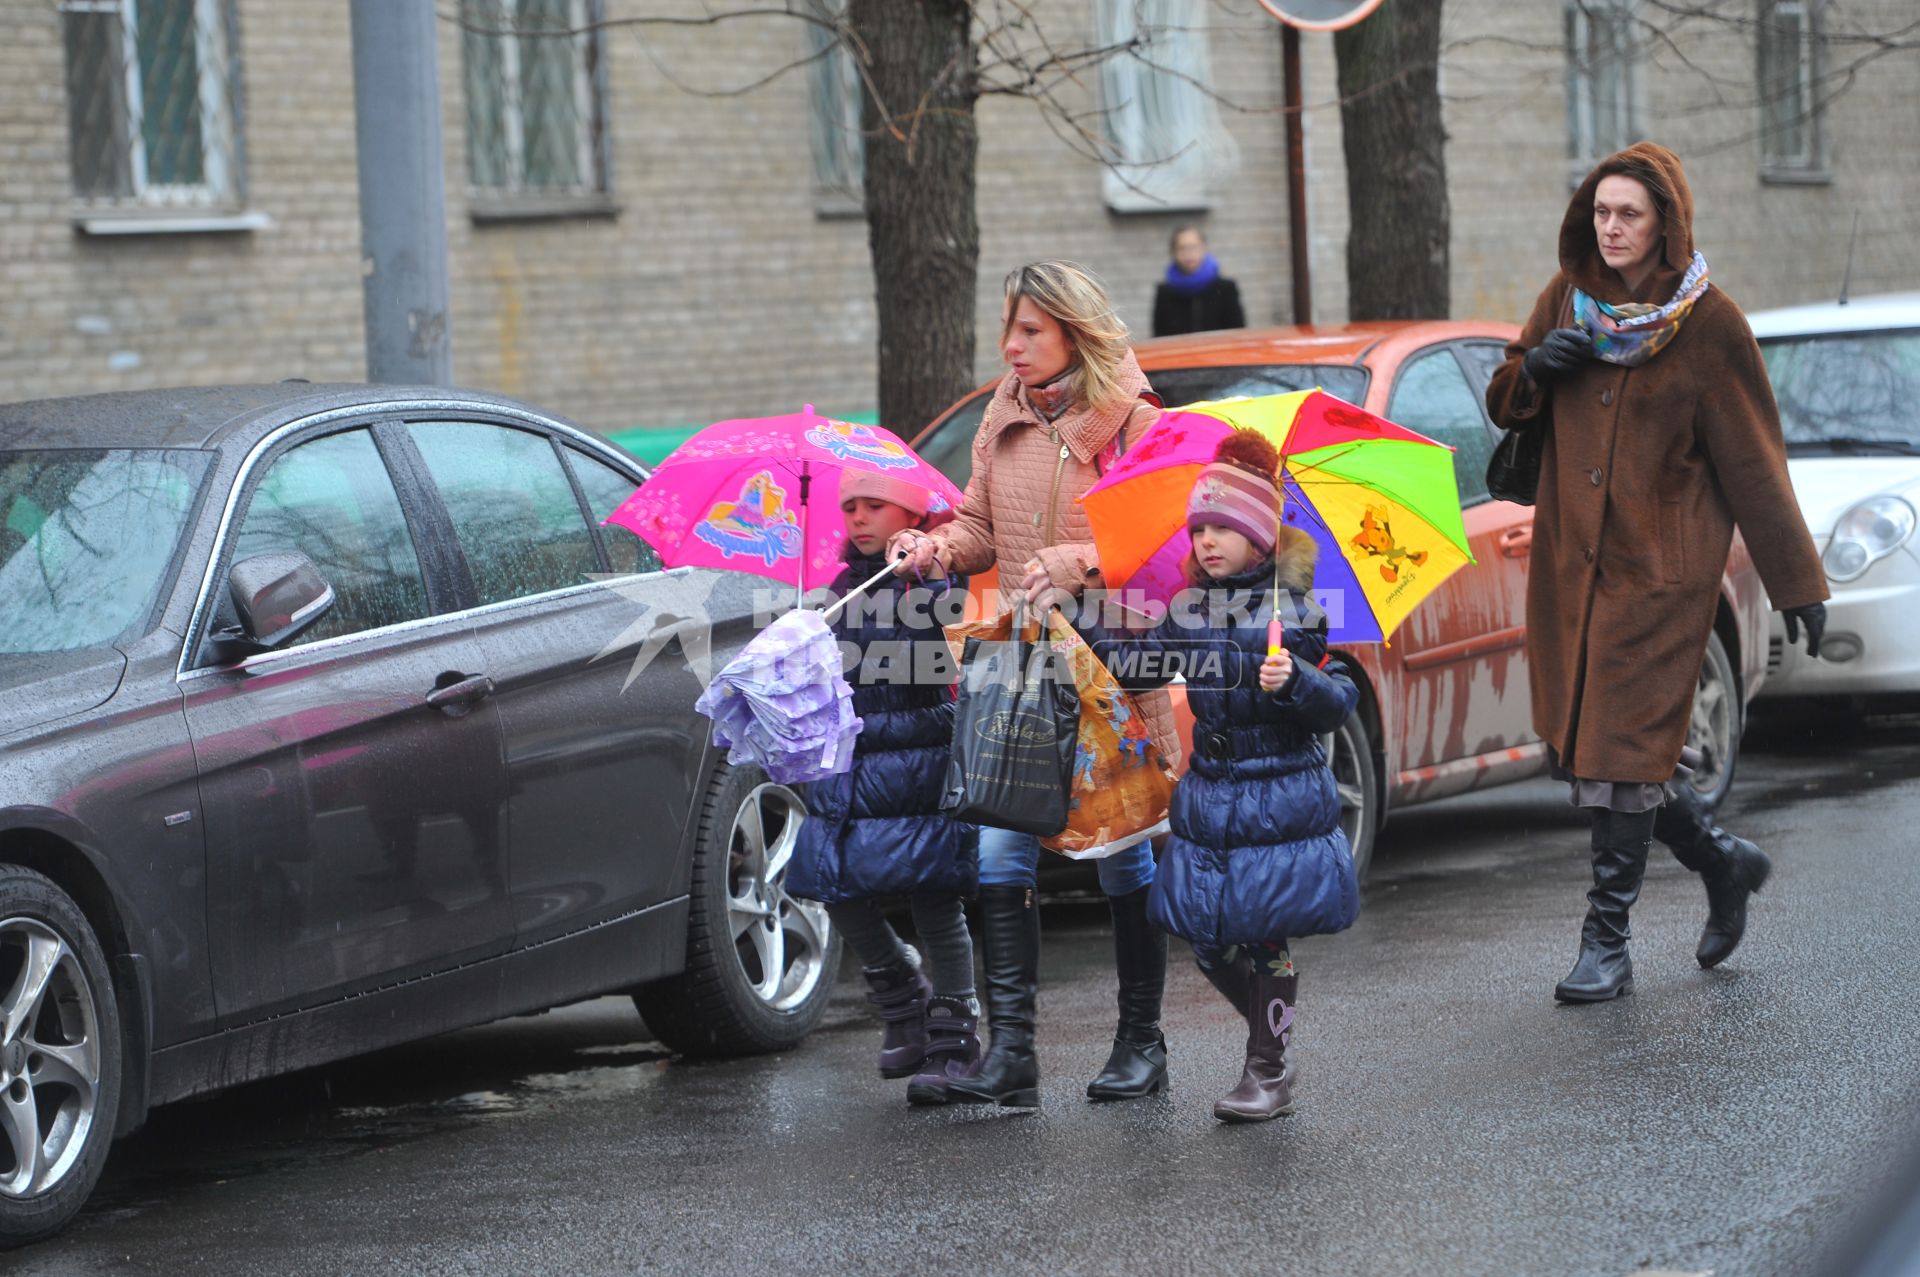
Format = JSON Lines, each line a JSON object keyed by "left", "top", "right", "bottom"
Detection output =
{"left": 1823, "top": 495, "right": 1916, "bottom": 583}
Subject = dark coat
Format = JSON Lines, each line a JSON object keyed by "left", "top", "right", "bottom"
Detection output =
{"left": 1485, "top": 142, "right": 1827, "bottom": 784}
{"left": 786, "top": 550, "right": 977, "bottom": 905}
{"left": 1153, "top": 277, "right": 1246, "bottom": 338}
{"left": 1078, "top": 532, "right": 1359, "bottom": 946}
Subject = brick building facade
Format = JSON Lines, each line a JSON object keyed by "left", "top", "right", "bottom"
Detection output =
{"left": 1, "top": 1, "right": 1915, "bottom": 435}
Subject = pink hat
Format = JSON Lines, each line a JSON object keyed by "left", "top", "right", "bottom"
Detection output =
{"left": 839, "top": 469, "right": 934, "bottom": 518}
{"left": 1187, "top": 462, "right": 1280, "bottom": 557}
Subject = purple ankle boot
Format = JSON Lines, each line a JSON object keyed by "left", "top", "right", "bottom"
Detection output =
{"left": 906, "top": 996, "right": 982, "bottom": 1106}
{"left": 864, "top": 962, "right": 933, "bottom": 1078}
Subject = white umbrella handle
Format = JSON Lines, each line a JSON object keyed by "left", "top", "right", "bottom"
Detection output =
{"left": 817, "top": 552, "right": 908, "bottom": 624}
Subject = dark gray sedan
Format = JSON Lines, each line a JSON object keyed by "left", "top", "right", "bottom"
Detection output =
{"left": 0, "top": 384, "right": 837, "bottom": 1245}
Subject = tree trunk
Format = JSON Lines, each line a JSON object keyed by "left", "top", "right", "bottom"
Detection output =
{"left": 847, "top": 0, "right": 979, "bottom": 436}
{"left": 1335, "top": 4, "right": 1449, "bottom": 320}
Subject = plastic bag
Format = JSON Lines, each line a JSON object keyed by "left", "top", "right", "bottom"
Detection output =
{"left": 940, "top": 609, "right": 1079, "bottom": 836}
{"left": 1036, "top": 610, "right": 1176, "bottom": 860}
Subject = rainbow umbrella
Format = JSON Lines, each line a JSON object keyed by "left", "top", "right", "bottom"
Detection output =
{"left": 1077, "top": 389, "right": 1473, "bottom": 644}
{"left": 605, "top": 405, "right": 963, "bottom": 603}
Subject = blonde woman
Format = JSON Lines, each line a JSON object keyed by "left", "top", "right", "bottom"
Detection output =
{"left": 892, "top": 261, "right": 1182, "bottom": 1108}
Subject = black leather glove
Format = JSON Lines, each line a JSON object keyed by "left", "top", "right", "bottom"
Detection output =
{"left": 1782, "top": 602, "right": 1827, "bottom": 659}
{"left": 1522, "top": 326, "right": 1594, "bottom": 384}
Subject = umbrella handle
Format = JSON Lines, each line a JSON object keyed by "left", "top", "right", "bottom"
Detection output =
{"left": 817, "top": 552, "right": 908, "bottom": 624}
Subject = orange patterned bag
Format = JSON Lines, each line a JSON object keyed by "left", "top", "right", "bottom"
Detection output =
{"left": 1036, "top": 610, "right": 1176, "bottom": 860}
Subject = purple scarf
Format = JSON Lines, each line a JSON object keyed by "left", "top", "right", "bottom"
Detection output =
{"left": 1163, "top": 254, "right": 1221, "bottom": 296}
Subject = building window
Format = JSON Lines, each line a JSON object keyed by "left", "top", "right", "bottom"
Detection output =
{"left": 59, "top": 0, "right": 244, "bottom": 212}
{"left": 1565, "top": 0, "right": 1643, "bottom": 178}
{"left": 803, "top": 1, "right": 864, "bottom": 215}
{"left": 1094, "top": 0, "right": 1238, "bottom": 213}
{"left": 461, "top": 0, "right": 610, "bottom": 207}
{"left": 1758, "top": 0, "right": 1827, "bottom": 181}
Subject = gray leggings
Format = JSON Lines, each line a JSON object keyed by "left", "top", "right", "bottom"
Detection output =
{"left": 826, "top": 894, "right": 976, "bottom": 999}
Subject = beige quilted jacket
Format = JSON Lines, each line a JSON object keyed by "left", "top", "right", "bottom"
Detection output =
{"left": 930, "top": 350, "right": 1182, "bottom": 769}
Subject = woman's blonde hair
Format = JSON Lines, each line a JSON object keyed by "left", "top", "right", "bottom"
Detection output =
{"left": 1002, "top": 260, "right": 1132, "bottom": 413}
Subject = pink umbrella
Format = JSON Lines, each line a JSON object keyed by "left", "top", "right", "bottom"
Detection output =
{"left": 605, "top": 406, "right": 964, "bottom": 601}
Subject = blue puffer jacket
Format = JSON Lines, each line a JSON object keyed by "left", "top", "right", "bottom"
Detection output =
{"left": 787, "top": 549, "right": 977, "bottom": 905}
{"left": 1078, "top": 532, "right": 1359, "bottom": 946}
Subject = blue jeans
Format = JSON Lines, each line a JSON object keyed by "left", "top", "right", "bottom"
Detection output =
{"left": 976, "top": 826, "right": 1156, "bottom": 896}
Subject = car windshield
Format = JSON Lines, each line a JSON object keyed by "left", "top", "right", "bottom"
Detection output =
{"left": 1148, "top": 363, "right": 1369, "bottom": 409}
{"left": 0, "top": 449, "right": 211, "bottom": 653}
{"left": 1760, "top": 329, "right": 1920, "bottom": 447}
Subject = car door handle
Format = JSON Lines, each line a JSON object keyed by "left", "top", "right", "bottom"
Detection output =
{"left": 426, "top": 673, "right": 495, "bottom": 715}
{"left": 1498, "top": 526, "right": 1533, "bottom": 558}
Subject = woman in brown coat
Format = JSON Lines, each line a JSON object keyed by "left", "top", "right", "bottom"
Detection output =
{"left": 1486, "top": 142, "right": 1828, "bottom": 1003}
{"left": 891, "top": 260, "right": 1178, "bottom": 1106}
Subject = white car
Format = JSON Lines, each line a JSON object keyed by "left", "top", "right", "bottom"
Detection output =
{"left": 1749, "top": 292, "right": 1920, "bottom": 700}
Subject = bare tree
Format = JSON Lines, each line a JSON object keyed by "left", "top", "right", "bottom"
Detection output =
{"left": 1335, "top": 4, "right": 1450, "bottom": 321}
{"left": 847, "top": 0, "right": 979, "bottom": 439}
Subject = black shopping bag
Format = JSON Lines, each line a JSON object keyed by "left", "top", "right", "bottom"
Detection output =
{"left": 941, "top": 627, "right": 1080, "bottom": 836}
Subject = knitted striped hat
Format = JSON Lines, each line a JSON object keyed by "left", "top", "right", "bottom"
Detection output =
{"left": 1187, "top": 429, "right": 1281, "bottom": 556}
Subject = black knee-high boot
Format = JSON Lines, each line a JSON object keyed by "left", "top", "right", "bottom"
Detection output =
{"left": 1655, "top": 783, "right": 1772, "bottom": 969}
{"left": 1086, "top": 886, "right": 1168, "bottom": 1101}
{"left": 948, "top": 885, "right": 1041, "bottom": 1107}
{"left": 1555, "top": 807, "right": 1657, "bottom": 1003}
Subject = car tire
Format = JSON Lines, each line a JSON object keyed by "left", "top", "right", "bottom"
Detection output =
{"left": 0, "top": 866, "right": 122, "bottom": 1250}
{"left": 1685, "top": 628, "right": 1741, "bottom": 813}
{"left": 632, "top": 764, "right": 841, "bottom": 1057}
{"left": 1323, "top": 713, "right": 1381, "bottom": 883}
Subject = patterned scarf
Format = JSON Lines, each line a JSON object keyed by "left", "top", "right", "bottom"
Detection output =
{"left": 1573, "top": 250, "right": 1710, "bottom": 366}
{"left": 1024, "top": 370, "right": 1075, "bottom": 422}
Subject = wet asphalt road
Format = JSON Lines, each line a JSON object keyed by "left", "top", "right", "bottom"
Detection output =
{"left": 15, "top": 706, "right": 1920, "bottom": 1277}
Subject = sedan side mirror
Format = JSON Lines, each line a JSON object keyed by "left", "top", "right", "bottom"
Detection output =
{"left": 226, "top": 551, "right": 335, "bottom": 650}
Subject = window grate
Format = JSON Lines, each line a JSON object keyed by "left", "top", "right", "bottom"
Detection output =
{"left": 1564, "top": 0, "right": 1644, "bottom": 178}
{"left": 461, "top": 0, "right": 610, "bottom": 200}
{"left": 1095, "top": 0, "right": 1237, "bottom": 213}
{"left": 802, "top": 0, "right": 863, "bottom": 211}
{"left": 1758, "top": 0, "right": 1826, "bottom": 177}
{"left": 59, "top": 0, "right": 245, "bottom": 211}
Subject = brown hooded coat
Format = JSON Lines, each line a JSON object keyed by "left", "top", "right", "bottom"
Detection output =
{"left": 1486, "top": 142, "right": 1827, "bottom": 784}
{"left": 929, "top": 349, "right": 1182, "bottom": 770}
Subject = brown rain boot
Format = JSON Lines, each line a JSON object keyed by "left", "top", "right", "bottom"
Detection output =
{"left": 1198, "top": 949, "right": 1252, "bottom": 1024}
{"left": 1213, "top": 966, "right": 1297, "bottom": 1123}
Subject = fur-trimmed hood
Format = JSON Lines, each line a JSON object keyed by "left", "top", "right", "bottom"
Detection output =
{"left": 1273, "top": 523, "right": 1318, "bottom": 593}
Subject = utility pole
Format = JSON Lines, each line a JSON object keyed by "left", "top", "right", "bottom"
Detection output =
{"left": 349, "top": 0, "right": 452, "bottom": 384}
{"left": 1282, "top": 25, "right": 1311, "bottom": 326}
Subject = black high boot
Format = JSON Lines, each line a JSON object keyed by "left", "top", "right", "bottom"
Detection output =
{"left": 1555, "top": 807, "right": 1656, "bottom": 1003}
{"left": 948, "top": 885, "right": 1041, "bottom": 1107}
{"left": 1655, "top": 783, "right": 1773, "bottom": 969}
{"left": 1086, "top": 886, "right": 1169, "bottom": 1101}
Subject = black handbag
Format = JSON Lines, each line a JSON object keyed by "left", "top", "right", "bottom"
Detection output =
{"left": 1486, "top": 422, "right": 1545, "bottom": 507}
{"left": 941, "top": 625, "right": 1080, "bottom": 836}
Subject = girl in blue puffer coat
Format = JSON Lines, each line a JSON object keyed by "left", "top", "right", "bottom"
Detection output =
{"left": 786, "top": 472, "right": 980, "bottom": 1106}
{"left": 1075, "top": 429, "right": 1359, "bottom": 1123}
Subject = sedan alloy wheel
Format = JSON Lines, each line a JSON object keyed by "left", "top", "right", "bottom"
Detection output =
{"left": 0, "top": 917, "right": 103, "bottom": 1202}
{"left": 724, "top": 783, "right": 833, "bottom": 1014}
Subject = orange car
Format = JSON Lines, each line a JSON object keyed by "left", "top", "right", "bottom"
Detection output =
{"left": 910, "top": 321, "right": 1770, "bottom": 877}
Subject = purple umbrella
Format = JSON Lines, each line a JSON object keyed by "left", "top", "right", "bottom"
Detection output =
{"left": 693, "top": 558, "right": 900, "bottom": 784}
